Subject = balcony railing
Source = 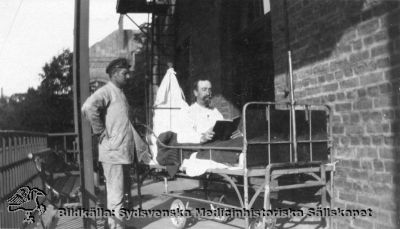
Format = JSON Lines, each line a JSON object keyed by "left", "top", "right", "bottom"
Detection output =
{"left": 0, "top": 131, "right": 48, "bottom": 228}
{"left": 0, "top": 130, "right": 104, "bottom": 228}
{"left": 48, "top": 132, "right": 79, "bottom": 165}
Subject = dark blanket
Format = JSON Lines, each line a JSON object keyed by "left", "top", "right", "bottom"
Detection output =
{"left": 196, "top": 137, "right": 243, "bottom": 164}
{"left": 156, "top": 131, "right": 181, "bottom": 177}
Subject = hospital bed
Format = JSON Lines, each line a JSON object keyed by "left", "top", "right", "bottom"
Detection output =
{"left": 133, "top": 101, "right": 335, "bottom": 229}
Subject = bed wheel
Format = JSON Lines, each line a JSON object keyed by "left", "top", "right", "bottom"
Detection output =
{"left": 210, "top": 195, "right": 231, "bottom": 223}
{"left": 170, "top": 199, "right": 188, "bottom": 229}
{"left": 249, "top": 216, "right": 276, "bottom": 229}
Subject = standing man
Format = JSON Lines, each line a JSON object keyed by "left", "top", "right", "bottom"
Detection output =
{"left": 178, "top": 79, "right": 224, "bottom": 143}
{"left": 81, "top": 58, "right": 133, "bottom": 229}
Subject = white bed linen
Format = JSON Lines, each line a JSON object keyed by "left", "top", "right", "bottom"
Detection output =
{"left": 148, "top": 145, "right": 244, "bottom": 177}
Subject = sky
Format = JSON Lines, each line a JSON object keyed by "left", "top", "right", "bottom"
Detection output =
{"left": 0, "top": 0, "right": 149, "bottom": 96}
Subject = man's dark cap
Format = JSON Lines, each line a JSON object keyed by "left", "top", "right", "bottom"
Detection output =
{"left": 106, "top": 58, "right": 131, "bottom": 74}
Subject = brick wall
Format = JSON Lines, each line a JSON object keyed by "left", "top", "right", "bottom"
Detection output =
{"left": 270, "top": 0, "right": 400, "bottom": 228}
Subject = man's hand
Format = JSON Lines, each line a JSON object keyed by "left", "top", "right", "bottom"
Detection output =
{"left": 98, "top": 130, "right": 109, "bottom": 144}
{"left": 230, "top": 129, "right": 243, "bottom": 139}
{"left": 200, "top": 129, "right": 215, "bottom": 143}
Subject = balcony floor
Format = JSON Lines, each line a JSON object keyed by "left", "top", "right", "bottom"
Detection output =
{"left": 30, "top": 178, "right": 325, "bottom": 229}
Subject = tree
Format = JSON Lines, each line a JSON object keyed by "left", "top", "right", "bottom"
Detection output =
{"left": 0, "top": 49, "right": 74, "bottom": 132}
{"left": 35, "top": 49, "right": 74, "bottom": 132}
{"left": 39, "top": 49, "right": 73, "bottom": 95}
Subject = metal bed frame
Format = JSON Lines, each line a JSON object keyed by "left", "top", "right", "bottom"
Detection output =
{"left": 134, "top": 101, "right": 335, "bottom": 229}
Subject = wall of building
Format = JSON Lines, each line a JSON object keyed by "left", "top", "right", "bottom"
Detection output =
{"left": 89, "top": 28, "right": 147, "bottom": 123}
{"left": 89, "top": 29, "right": 141, "bottom": 85}
{"left": 270, "top": 0, "right": 400, "bottom": 228}
{"left": 233, "top": 14, "right": 275, "bottom": 105}
{"left": 175, "top": 0, "right": 223, "bottom": 98}
{"left": 173, "top": 0, "right": 274, "bottom": 118}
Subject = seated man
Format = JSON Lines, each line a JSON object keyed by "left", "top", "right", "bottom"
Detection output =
{"left": 178, "top": 79, "right": 224, "bottom": 144}
{"left": 178, "top": 79, "right": 242, "bottom": 164}
{"left": 156, "top": 78, "right": 242, "bottom": 174}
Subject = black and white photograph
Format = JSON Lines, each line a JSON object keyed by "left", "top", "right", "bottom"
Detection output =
{"left": 0, "top": 0, "right": 399, "bottom": 228}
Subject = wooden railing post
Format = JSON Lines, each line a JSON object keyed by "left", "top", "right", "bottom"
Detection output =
{"left": 73, "top": 0, "right": 96, "bottom": 228}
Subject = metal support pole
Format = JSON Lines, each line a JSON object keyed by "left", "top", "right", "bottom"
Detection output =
{"left": 63, "top": 135, "right": 67, "bottom": 152}
{"left": 163, "top": 177, "right": 168, "bottom": 193}
{"left": 263, "top": 166, "right": 272, "bottom": 229}
{"left": 134, "top": 156, "right": 143, "bottom": 209}
{"left": 125, "top": 14, "right": 150, "bottom": 39}
{"left": 288, "top": 51, "right": 298, "bottom": 162}
{"left": 146, "top": 12, "right": 151, "bottom": 128}
{"left": 73, "top": 0, "right": 96, "bottom": 228}
{"left": 320, "top": 165, "right": 327, "bottom": 226}
{"left": 243, "top": 104, "right": 249, "bottom": 228}
{"left": 150, "top": 10, "right": 156, "bottom": 128}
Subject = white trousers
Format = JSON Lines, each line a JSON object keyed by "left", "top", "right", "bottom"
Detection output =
{"left": 102, "top": 162, "right": 125, "bottom": 229}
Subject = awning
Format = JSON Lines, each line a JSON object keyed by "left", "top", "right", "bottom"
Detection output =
{"left": 116, "top": 0, "right": 168, "bottom": 14}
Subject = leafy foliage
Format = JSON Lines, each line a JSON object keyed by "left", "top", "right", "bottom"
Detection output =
{"left": 39, "top": 50, "right": 73, "bottom": 95}
{"left": 0, "top": 49, "right": 74, "bottom": 132}
{"left": 0, "top": 28, "right": 150, "bottom": 132}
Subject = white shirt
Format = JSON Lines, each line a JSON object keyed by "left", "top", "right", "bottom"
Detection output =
{"left": 177, "top": 102, "right": 224, "bottom": 143}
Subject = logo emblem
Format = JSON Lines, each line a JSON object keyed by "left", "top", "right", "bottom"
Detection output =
{"left": 7, "top": 186, "right": 47, "bottom": 224}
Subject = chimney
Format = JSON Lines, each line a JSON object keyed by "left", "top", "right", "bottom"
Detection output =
{"left": 118, "top": 14, "right": 126, "bottom": 49}
{"left": 118, "top": 14, "right": 124, "bottom": 31}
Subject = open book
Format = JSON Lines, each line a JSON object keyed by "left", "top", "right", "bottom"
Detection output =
{"left": 212, "top": 116, "right": 241, "bottom": 141}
